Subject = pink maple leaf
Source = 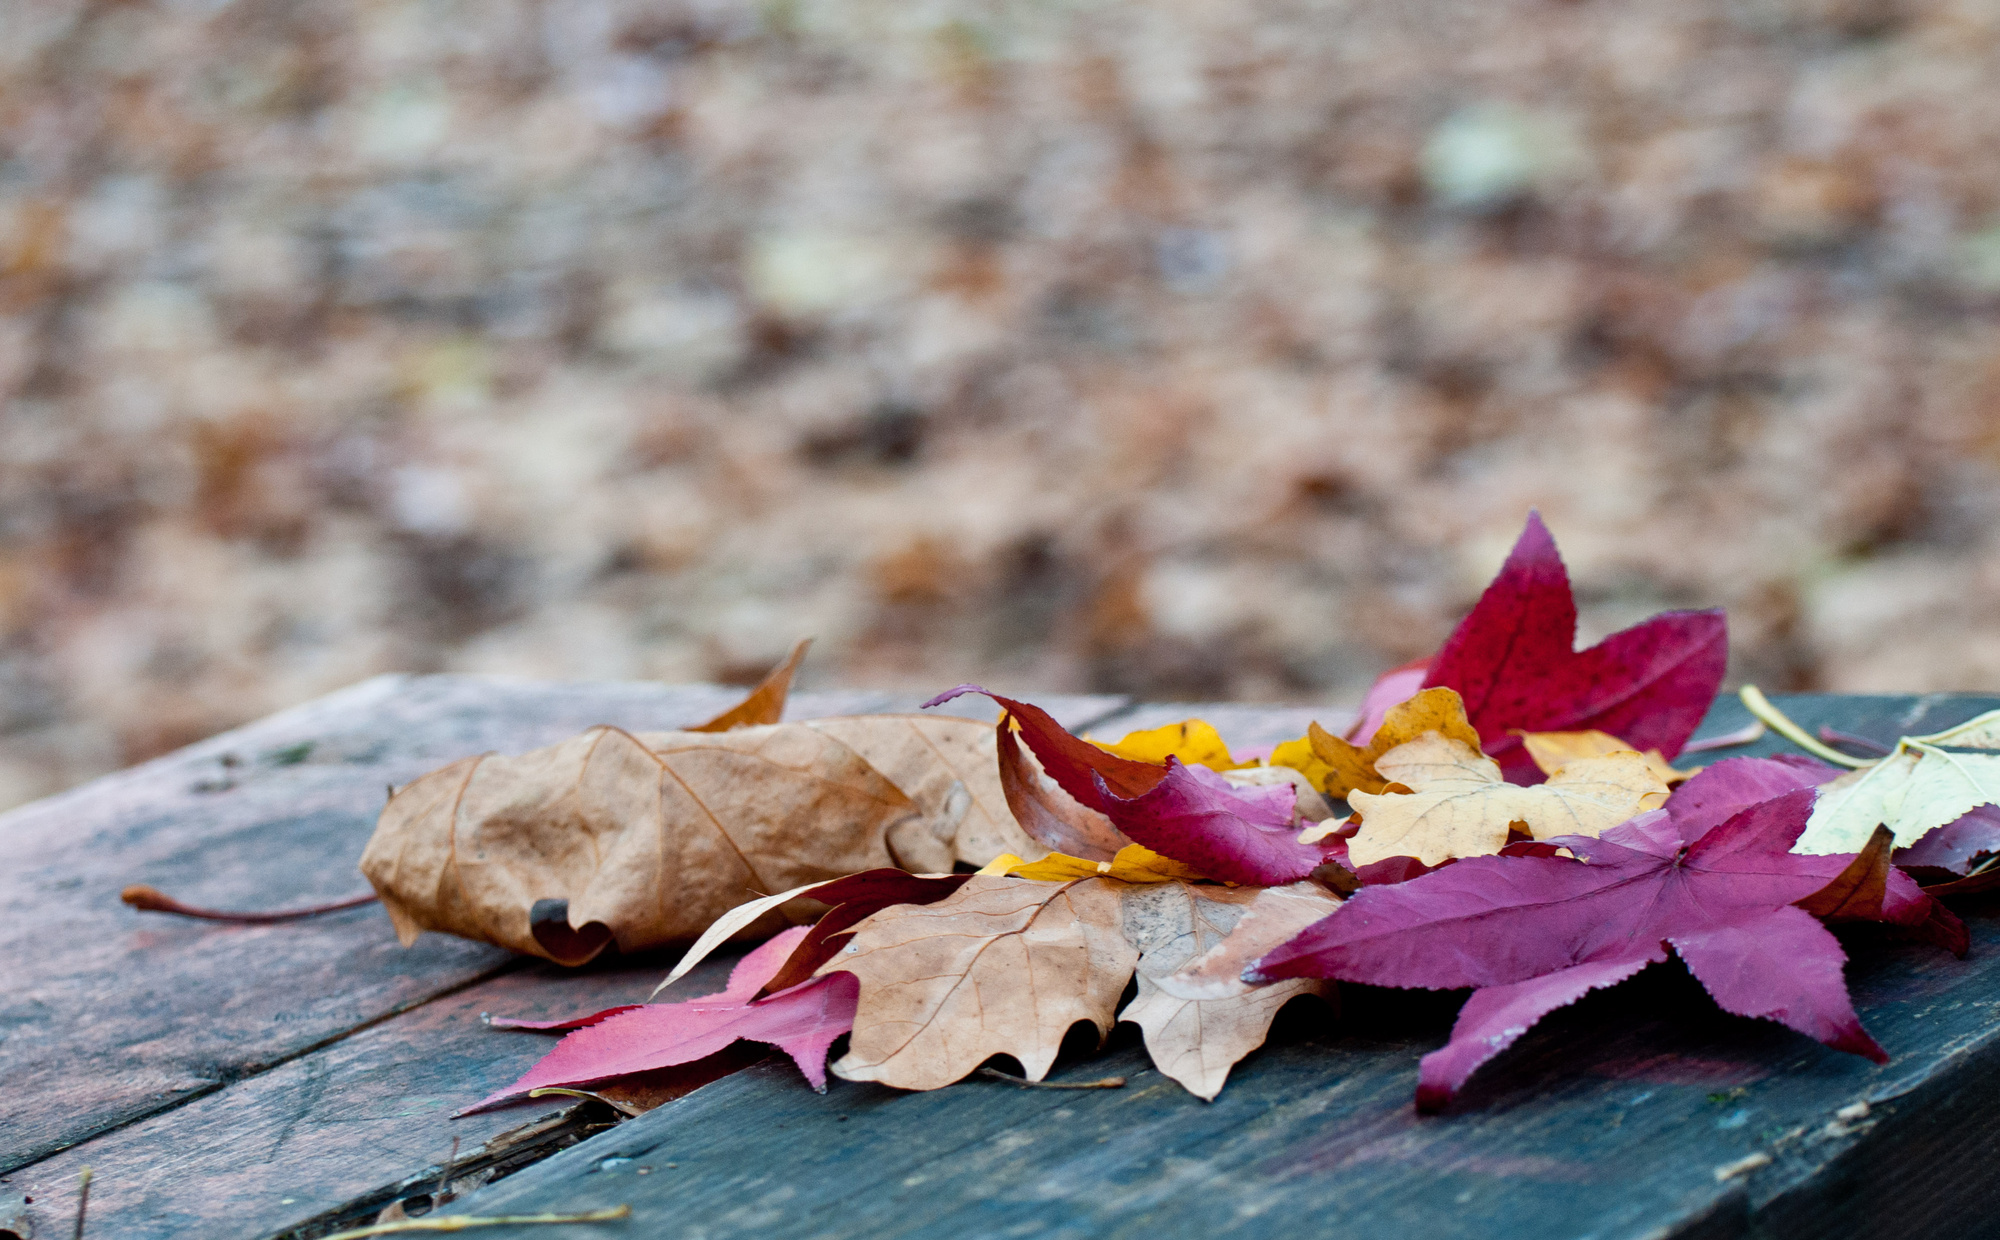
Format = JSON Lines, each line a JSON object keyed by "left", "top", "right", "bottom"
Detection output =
{"left": 1249, "top": 788, "right": 1961, "bottom": 1111}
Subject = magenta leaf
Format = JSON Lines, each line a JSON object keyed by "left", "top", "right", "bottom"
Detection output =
{"left": 1897, "top": 804, "right": 2000, "bottom": 877}
{"left": 488, "top": 1006, "right": 643, "bottom": 1032}
{"left": 1419, "top": 512, "right": 1728, "bottom": 781}
{"left": 463, "top": 926, "right": 857, "bottom": 1113}
{"left": 1093, "top": 760, "right": 1337, "bottom": 885}
{"left": 1252, "top": 788, "right": 1948, "bottom": 1109}
{"left": 1416, "top": 958, "right": 1651, "bottom": 1111}
{"left": 927, "top": 685, "right": 1336, "bottom": 883}
{"left": 1663, "top": 755, "right": 1839, "bottom": 843}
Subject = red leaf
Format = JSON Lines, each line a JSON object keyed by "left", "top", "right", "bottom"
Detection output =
{"left": 1250, "top": 788, "right": 1953, "bottom": 1110}
{"left": 1344, "top": 659, "right": 1432, "bottom": 743}
{"left": 463, "top": 926, "right": 856, "bottom": 1113}
{"left": 926, "top": 686, "right": 1337, "bottom": 884}
{"left": 1419, "top": 512, "right": 1728, "bottom": 782}
{"left": 996, "top": 718, "right": 1131, "bottom": 861}
{"left": 1663, "top": 755, "right": 1838, "bottom": 843}
{"left": 1897, "top": 804, "right": 2000, "bottom": 880}
{"left": 487, "top": 1006, "right": 643, "bottom": 1032}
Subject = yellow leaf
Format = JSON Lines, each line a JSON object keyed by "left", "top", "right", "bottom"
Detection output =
{"left": 1304, "top": 687, "right": 1485, "bottom": 798}
{"left": 1093, "top": 719, "right": 1247, "bottom": 771}
{"left": 1268, "top": 735, "right": 1337, "bottom": 795}
{"left": 980, "top": 844, "right": 1210, "bottom": 884}
{"left": 1517, "top": 728, "right": 1699, "bottom": 785}
{"left": 1346, "top": 733, "right": 1670, "bottom": 867}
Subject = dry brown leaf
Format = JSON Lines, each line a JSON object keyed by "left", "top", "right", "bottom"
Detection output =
{"left": 688, "top": 638, "right": 811, "bottom": 732}
{"left": 807, "top": 713, "right": 1041, "bottom": 869}
{"left": 1118, "top": 881, "right": 1334, "bottom": 1099}
{"left": 361, "top": 723, "right": 913, "bottom": 963}
{"left": 1305, "top": 687, "right": 1485, "bottom": 798}
{"left": 824, "top": 874, "right": 1138, "bottom": 1090}
{"left": 1517, "top": 728, "right": 1699, "bottom": 785}
{"left": 1153, "top": 882, "right": 1344, "bottom": 1001}
{"left": 1345, "top": 733, "right": 1670, "bottom": 867}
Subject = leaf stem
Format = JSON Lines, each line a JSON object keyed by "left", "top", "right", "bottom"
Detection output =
{"left": 1737, "top": 687, "right": 1873, "bottom": 768}
{"left": 119, "top": 885, "right": 380, "bottom": 923}
{"left": 1680, "top": 721, "right": 1767, "bottom": 753}
{"left": 72, "top": 1167, "right": 92, "bottom": 1240}
{"left": 316, "top": 1205, "right": 632, "bottom": 1239}
{"left": 976, "top": 1067, "right": 1126, "bottom": 1090}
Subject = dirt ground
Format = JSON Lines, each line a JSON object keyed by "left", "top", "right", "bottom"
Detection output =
{"left": 3, "top": 0, "right": 2000, "bottom": 809}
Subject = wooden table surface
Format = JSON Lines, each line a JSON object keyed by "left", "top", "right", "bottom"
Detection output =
{"left": 6, "top": 683, "right": 2000, "bottom": 1240}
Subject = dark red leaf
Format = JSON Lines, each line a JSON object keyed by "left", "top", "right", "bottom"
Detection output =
{"left": 1418, "top": 512, "right": 1728, "bottom": 782}
{"left": 463, "top": 926, "right": 856, "bottom": 1113}
{"left": 1897, "top": 804, "right": 2000, "bottom": 879}
{"left": 1663, "top": 755, "right": 1839, "bottom": 843}
{"left": 995, "top": 717, "right": 1131, "bottom": 861}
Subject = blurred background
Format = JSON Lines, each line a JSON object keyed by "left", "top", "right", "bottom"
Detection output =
{"left": 3, "top": 0, "right": 1999, "bottom": 811}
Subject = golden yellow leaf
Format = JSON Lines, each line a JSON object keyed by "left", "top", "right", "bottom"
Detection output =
{"left": 979, "top": 843, "right": 1209, "bottom": 883}
{"left": 826, "top": 875, "right": 1139, "bottom": 1090}
{"left": 1093, "top": 719, "right": 1247, "bottom": 771}
{"left": 1301, "top": 687, "right": 1485, "bottom": 798}
{"left": 1517, "top": 728, "right": 1699, "bottom": 785}
{"left": 1119, "top": 881, "right": 1334, "bottom": 1099}
{"left": 1346, "top": 733, "right": 1670, "bottom": 867}
{"left": 1267, "top": 735, "right": 1337, "bottom": 797}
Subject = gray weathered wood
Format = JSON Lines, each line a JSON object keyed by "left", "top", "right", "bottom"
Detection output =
{"left": 410, "top": 694, "right": 2000, "bottom": 1240}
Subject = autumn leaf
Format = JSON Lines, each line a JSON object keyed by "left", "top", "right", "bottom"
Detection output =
{"left": 926, "top": 687, "right": 1337, "bottom": 885}
{"left": 808, "top": 713, "right": 1044, "bottom": 869}
{"left": 361, "top": 723, "right": 918, "bottom": 963}
{"left": 997, "top": 718, "right": 1131, "bottom": 862}
{"left": 1517, "top": 729, "right": 1699, "bottom": 786}
{"left": 654, "top": 868, "right": 969, "bottom": 996}
{"left": 1153, "top": 882, "right": 1346, "bottom": 1002}
{"left": 1093, "top": 719, "right": 1248, "bottom": 771}
{"left": 979, "top": 843, "right": 1209, "bottom": 883}
{"left": 465, "top": 926, "right": 857, "bottom": 1113}
{"left": 1251, "top": 789, "right": 1961, "bottom": 1110}
{"left": 825, "top": 874, "right": 1139, "bottom": 1090}
{"left": 1661, "top": 755, "right": 1838, "bottom": 843}
{"left": 1292, "top": 687, "right": 1484, "bottom": 798}
{"left": 1794, "top": 709, "right": 2000, "bottom": 855}
{"left": 1417, "top": 512, "right": 1728, "bottom": 782}
{"left": 1119, "top": 881, "right": 1333, "bottom": 1099}
{"left": 1344, "top": 658, "right": 1433, "bottom": 745}
{"left": 687, "top": 639, "right": 812, "bottom": 732}
{"left": 1342, "top": 733, "right": 1670, "bottom": 867}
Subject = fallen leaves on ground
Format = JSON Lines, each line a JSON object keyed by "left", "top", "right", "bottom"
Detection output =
{"left": 1341, "top": 732, "right": 1670, "bottom": 867}
{"left": 1092, "top": 718, "right": 1249, "bottom": 771}
{"left": 1291, "top": 687, "right": 1484, "bottom": 798}
{"left": 823, "top": 871, "right": 1340, "bottom": 1098}
{"left": 927, "top": 687, "right": 1338, "bottom": 885}
{"left": 1251, "top": 788, "right": 1961, "bottom": 1109}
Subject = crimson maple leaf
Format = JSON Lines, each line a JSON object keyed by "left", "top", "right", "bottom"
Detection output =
{"left": 1249, "top": 787, "right": 1962, "bottom": 1111}
{"left": 1416, "top": 512, "right": 1727, "bottom": 782}
{"left": 925, "top": 686, "right": 1336, "bottom": 885}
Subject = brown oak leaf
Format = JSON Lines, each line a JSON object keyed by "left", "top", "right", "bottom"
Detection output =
{"left": 808, "top": 714, "right": 1043, "bottom": 870}
{"left": 1118, "top": 881, "right": 1335, "bottom": 1099}
{"left": 824, "top": 874, "right": 1138, "bottom": 1090}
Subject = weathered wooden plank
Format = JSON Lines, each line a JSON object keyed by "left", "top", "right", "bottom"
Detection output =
{"left": 0, "top": 676, "right": 1127, "bottom": 1174}
{"left": 3, "top": 946, "right": 752, "bottom": 1240}
{"left": 414, "top": 694, "right": 2000, "bottom": 1240}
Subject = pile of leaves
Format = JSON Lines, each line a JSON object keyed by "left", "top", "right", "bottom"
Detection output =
{"left": 364, "top": 513, "right": 1998, "bottom": 1114}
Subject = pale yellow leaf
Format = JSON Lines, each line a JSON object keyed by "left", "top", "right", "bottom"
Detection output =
{"left": 1517, "top": 729, "right": 1699, "bottom": 785}
{"left": 1346, "top": 734, "right": 1669, "bottom": 867}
